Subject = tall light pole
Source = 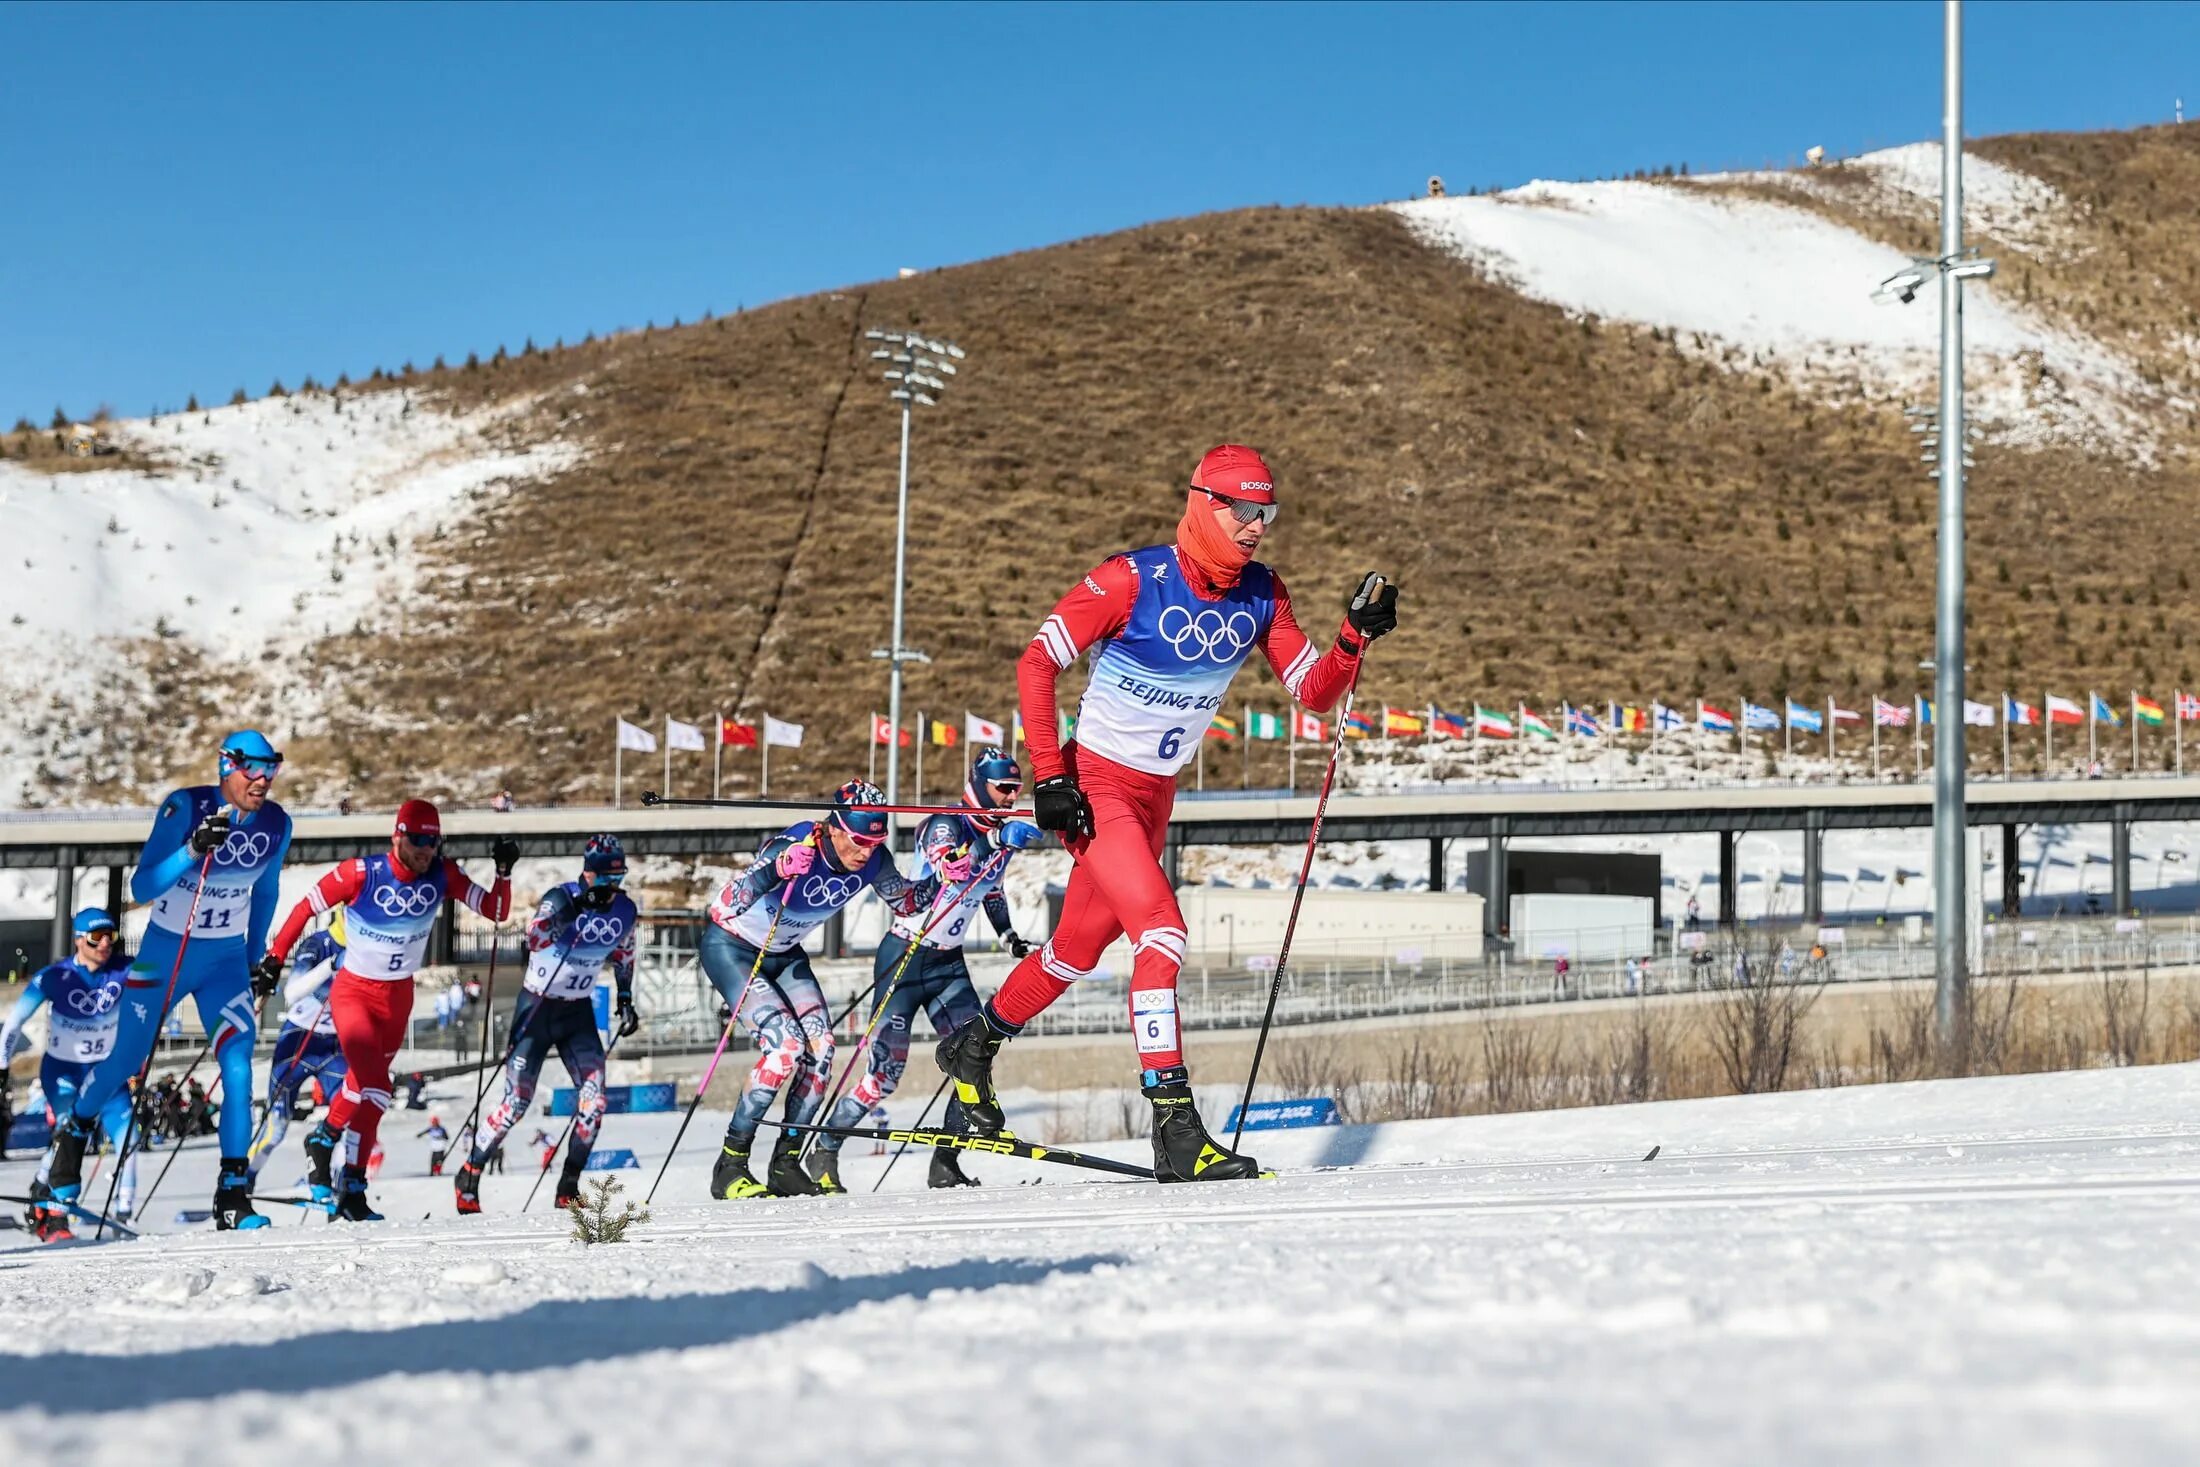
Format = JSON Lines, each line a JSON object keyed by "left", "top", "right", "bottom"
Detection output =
{"left": 1872, "top": 0, "right": 1994, "bottom": 1057}
{"left": 864, "top": 328, "right": 966, "bottom": 806}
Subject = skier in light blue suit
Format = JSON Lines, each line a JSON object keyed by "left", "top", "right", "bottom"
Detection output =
{"left": 41, "top": 730, "right": 294, "bottom": 1231}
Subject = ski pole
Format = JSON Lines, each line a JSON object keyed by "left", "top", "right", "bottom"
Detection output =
{"left": 96, "top": 822, "right": 225, "bottom": 1241}
{"left": 871, "top": 1073, "right": 951, "bottom": 1192}
{"left": 642, "top": 790, "right": 1033, "bottom": 820}
{"left": 132, "top": 1032, "right": 221, "bottom": 1218}
{"left": 452, "top": 915, "right": 514, "bottom": 1137}
{"left": 645, "top": 833, "right": 814, "bottom": 1203}
{"left": 1231, "top": 657, "right": 1368, "bottom": 1152}
{"left": 801, "top": 847, "right": 1012, "bottom": 1163}
{"left": 519, "top": 1029, "right": 626, "bottom": 1213}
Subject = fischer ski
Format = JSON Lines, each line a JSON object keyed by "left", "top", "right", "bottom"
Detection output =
{"left": 770, "top": 1122, "right": 1158, "bottom": 1181}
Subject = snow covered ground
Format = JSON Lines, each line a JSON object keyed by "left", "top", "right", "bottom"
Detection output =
{"left": 1390, "top": 144, "right": 2163, "bottom": 460}
{"left": 4, "top": 1063, "right": 2197, "bottom": 1464}
{"left": 0, "top": 389, "right": 576, "bottom": 806}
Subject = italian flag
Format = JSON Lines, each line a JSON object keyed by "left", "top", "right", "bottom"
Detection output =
{"left": 1473, "top": 706, "right": 1514, "bottom": 738}
{"left": 1519, "top": 708, "right": 1558, "bottom": 741}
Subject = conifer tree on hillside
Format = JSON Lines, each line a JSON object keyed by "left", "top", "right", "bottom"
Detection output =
{"left": 230, "top": 387, "right": 248, "bottom": 405}
{"left": 185, "top": 394, "right": 199, "bottom": 412}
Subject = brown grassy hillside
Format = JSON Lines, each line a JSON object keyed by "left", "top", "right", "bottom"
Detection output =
{"left": 267, "top": 136, "right": 2200, "bottom": 804}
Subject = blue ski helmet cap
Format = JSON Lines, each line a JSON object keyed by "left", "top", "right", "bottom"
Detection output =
{"left": 830, "top": 779, "right": 890, "bottom": 844}
{"left": 964, "top": 746, "right": 1022, "bottom": 829}
{"left": 72, "top": 907, "right": 118, "bottom": 937}
{"left": 218, "top": 729, "right": 283, "bottom": 780}
{"left": 583, "top": 833, "right": 628, "bottom": 881}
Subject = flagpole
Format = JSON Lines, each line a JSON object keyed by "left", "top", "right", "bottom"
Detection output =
{"left": 1826, "top": 698, "right": 1834, "bottom": 762}
{"left": 2045, "top": 691, "right": 2053, "bottom": 773}
{"left": 2179, "top": 690, "right": 2186, "bottom": 776}
{"left": 1784, "top": 705, "right": 1792, "bottom": 759}
{"left": 2002, "top": 694, "right": 2010, "bottom": 780}
{"left": 715, "top": 711, "right": 726, "bottom": 800}
{"left": 614, "top": 720, "right": 623, "bottom": 810}
{"left": 915, "top": 710, "right": 925, "bottom": 803}
{"left": 869, "top": 713, "right": 878, "bottom": 786}
{"left": 1872, "top": 705, "right": 1881, "bottom": 781}
{"left": 761, "top": 715, "right": 770, "bottom": 798}
{"left": 663, "top": 716, "right": 672, "bottom": 799}
{"left": 1289, "top": 712, "right": 1298, "bottom": 794}
{"left": 1913, "top": 697, "right": 1922, "bottom": 779}
{"left": 2089, "top": 692, "right": 2097, "bottom": 768}
{"left": 2132, "top": 691, "right": 2140, "bottom": 772}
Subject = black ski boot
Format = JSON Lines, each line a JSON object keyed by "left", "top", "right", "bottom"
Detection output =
{"left": 710, "top": 1137, "right": 768, "bottom": 1200}
{"left": 214, "top": 1156, "right": 270, "bottom": 1231}
{"left": 1143, "top": 1067, "right": 1263, "bottom": 1183}
{"left": 805, "top": 1145, "right": 847, "bottom": 1194}
{"left": 332, "top": 1165, "right": 383, "bottom": 1223}
{"left": 766, "top": 1132, "right": 823, "bottom": 1197}
{"left": 453, "top": 1160, "right": 484, "bottom": 1215}
{"left": 936, "top": 1013, "right": 1012, "bottom": 1135}
{"left": 304, "top": 1121, "right": 339, "bottom": 1215}
{"left": 929, "top": 1147, "right": 981, "bottom": 1189}
{"left": 27, "top": 1181, "right": 74, "bottom": 1244}
{"left": 553, "top": 1158, "right": 586, "bottom": 1209}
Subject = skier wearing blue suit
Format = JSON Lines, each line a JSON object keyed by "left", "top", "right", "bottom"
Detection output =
{"left": 4, "top": 909, "right": 135, "bottom": 1243}
{"left": 808, "top": 748, "right": 1045, "bottom": 1192}
{"left": 41, "top": 730, "right": 294, "bottom": 1231}
{"left": 244, "top": 915, "right": 348, "bottom": 1185}
{"left": 701, "top": 779, "right": 939, "bottom": 1200}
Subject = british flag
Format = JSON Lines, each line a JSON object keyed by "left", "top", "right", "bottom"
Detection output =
{"left": 1873, "top": 697, "right": 1911, "bottom": 728}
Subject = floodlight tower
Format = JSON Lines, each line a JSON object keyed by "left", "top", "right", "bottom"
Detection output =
{"left": 865, "top": 328, "right": 967, "bottom": 806}
{"left": 1868, "top": 0, "right": 1995, "bottom": 1057}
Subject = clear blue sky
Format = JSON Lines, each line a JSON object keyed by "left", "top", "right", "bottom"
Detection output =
{"left": 2, "top": 0, "right": 2191, "bottom": 425}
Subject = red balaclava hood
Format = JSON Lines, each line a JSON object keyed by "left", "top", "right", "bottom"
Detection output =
{"left": 1176, "top": 444, "right": 1275, "bottom": 595}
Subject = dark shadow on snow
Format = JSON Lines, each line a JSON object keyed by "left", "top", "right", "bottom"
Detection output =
{"left": 4, "top": 1254, "right": 1121, "bottom": 1416}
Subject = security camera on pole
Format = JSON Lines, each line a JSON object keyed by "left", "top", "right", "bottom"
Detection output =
{"left": 864, "top": 328, "right": 967, "bottom": 829}
{"left": 1868, "top": 0, "right": 1993, "bottom": 1060}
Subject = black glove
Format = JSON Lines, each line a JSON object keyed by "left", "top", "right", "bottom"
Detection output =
{"left": 616, "top": 998, "right": 641, "bottom": 1039}
{"left": 492, "top": 836, "right": 521, "bottom": 877}
{"left": 188, "top": 810, "right": 233, "bottom": 856}
{"left": 1344, "top": 571, "right": 1399, "bottom": 646}
{"left": 581, "top": 880, "right": 618, "bottom": 911}
{"left": 1006, "top": 934, "right": 1033, "bottom": 960}
{"left": 1033, "top": 775, "right": 1094, "bottom": 840}
{"left": 249, "top": 952, "right": 285, "bottom": 1001}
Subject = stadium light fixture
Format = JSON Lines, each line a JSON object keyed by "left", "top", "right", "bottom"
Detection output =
{"left": 863, "top": 327, "right": 969, "bottom": 809}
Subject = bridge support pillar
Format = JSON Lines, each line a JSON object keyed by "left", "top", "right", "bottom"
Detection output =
{"left": 2112, "top": 809, "right": 2133, "bottom": 916}
{"left": 1717, "top": 830, "right": 1737, "bottom": 929}
{"left": 1429, "top": 837, "right": 1446, "bottom": 893}
{"left": 50, "top": 845, "right": 77, "bottom": 966}
{"left": 106, "top": 865, "right": 125, "bottom": 921}
{"left": 432, "top": 895, "right": 455, "bottom": 967}
{"left": 1802, "top": 815, "right": 1824, "bottom": 926}
{"left": 1164, "top": 840, "right": 1181, "bottom": 890}
{"left": 1483, "top": 820, "right": 1508, "bottom": 939}
{"left": 2002, "top": 825, "right": 2021, "bottom": 918}
{"left": 824, "top": 909, "right": 845, "bottom": 959}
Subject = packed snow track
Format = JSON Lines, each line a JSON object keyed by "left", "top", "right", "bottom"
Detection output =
{"left": 4, "top": 1064, "right": 2196, "bottom": 1465}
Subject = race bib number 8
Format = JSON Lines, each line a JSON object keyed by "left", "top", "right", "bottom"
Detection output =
{"left": 1131, "top": 989, "right": 1179, "bottom": 1055}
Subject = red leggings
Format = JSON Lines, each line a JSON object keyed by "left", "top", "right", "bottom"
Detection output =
{"left": 324, "top": 973, "right": 413, "bottom": 1167}
{"left": 992, "top": 744, "right": 1189, "bottom": 1070}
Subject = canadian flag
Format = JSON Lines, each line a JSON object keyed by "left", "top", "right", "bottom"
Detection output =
{"left": 1293, "top": 709, "right": 1325, "bottom": 740}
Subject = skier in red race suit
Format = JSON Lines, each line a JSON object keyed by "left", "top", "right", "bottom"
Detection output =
{"left": 254, "top": 800, "right": 514, "bottom": 1220}
{"left": 937, "top": 445, "right": 1398, "bottom": 1181}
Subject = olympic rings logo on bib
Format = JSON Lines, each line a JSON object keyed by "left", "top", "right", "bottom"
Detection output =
{"left": 574, "top": 915, "right": 624, "bottom": 946}
{"left": 370, "top": 882, "right": 442, "bottom": 919}
{"left": 799, "top": 874, "right": 865, "bottom": 909}
{"left": 64, "top": 985, "right": 118, "bottom": 1016}
{"left": 1158, "top": 605, "right": 1257, "bottom": 663}
{"left": 211, "top": 831, "right": 274, "bottom": 866}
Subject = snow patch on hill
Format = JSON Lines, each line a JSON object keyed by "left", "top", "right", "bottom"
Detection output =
{"left": 1391, "top": 144, "right": 2156, "bottom": 460}
{"left": 0, "top": 390, "right": 577, "bottom": 806}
